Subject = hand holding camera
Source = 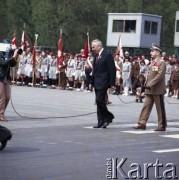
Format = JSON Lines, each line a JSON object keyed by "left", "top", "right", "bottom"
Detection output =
{"left": 12, "top": 48, "right": 22, "bottom": 60}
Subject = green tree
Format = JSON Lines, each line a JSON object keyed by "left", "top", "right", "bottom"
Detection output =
{"left": 5, "top": 0, "right": 34, "bottom": 45}
{"left": 0, "top": 0, "right": 179, "bottom": 55}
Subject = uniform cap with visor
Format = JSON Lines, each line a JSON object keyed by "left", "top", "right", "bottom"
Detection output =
{"left": 150, "top": 43, "right": 162, "bottom": 52}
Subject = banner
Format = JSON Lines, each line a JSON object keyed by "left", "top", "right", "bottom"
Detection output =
{"left": 57, "top": 29, "right": 63, "bottom": 71}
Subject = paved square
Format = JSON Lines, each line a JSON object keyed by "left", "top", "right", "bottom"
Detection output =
{"left": 0, "top": 86, "right": 179, "bottom": 180}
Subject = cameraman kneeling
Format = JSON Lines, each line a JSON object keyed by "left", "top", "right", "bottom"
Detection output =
{"left": 0, "top": 49, "right": 19, "bottom": 121}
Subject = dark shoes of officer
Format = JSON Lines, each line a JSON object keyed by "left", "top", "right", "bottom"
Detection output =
{"left": 133, "top": 124, "right": 166, "bottom": 131}
{"left": 133, "top": 123, "right": 146, "bottom": 130}
{"left": 154, "top": 127, "right": 166, "bottom": 131}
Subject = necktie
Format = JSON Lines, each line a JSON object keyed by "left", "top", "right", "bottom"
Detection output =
{"left": 95, "top": 53, "right": 99, "bottom": 63}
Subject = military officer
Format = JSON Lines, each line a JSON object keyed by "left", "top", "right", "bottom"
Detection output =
{"left": 133, "top": 43, "right": 167, "bottom": 131}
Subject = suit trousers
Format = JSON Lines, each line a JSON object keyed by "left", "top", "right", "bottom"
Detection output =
{"left": 95, "top": 88, "right": 114, "bottom": 125}
{"left": 0, "top": 81, "right": 11, "bottom": 115}
{"left": 138, "top": 94, "right": 167, "bottom": 128}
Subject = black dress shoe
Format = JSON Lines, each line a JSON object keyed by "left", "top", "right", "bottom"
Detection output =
{"left": 102, "top": 122, "right": 109, "bottom": 128}
{"left": 93, "top": 123, "right": 103, "bottom": 128}
{"left": 133, "top": 124, "right": 146, "bottom": 130}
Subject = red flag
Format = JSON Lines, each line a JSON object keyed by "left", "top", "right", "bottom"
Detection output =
{"left": 21, "top": 30, "right": 29, "bottom": 51}
{"left": 32, "top": 36, "right": 39, "bottom": 66}
{"left": 114, "top": 35, "right": 124, "bottom": 61}
{"left": 57, "top": 30, "right": 63, "bottom": 70}
{"left": 11, "top": 33, "right": 17, "bottom": 49}
{"left": 83, "top": 32, "right": 90, "bottom": 59}
{"left": 84, "top": 33, "right": 92, "bottom": 69}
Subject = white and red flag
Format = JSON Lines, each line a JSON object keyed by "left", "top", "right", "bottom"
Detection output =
{"left": 21, "top": 30, "right": 29, "bottom": 51}
{"left": 57, "top": 29, "right": 63, "bottom": 71}
{"left": 83, "top": 32, "right": 90, "bottom": 59}
{"left": 11, "top": 33, "right": 17, "bottom": 49}
{"left": 114, "top": 34, "right": 124, "bottom": 61}
{"left": 83, "top": 32, "right": 92, "bottom": 69}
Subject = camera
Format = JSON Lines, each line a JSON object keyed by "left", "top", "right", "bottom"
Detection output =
{"left": 8, "top": 48, "right": 23, "bottom": 58}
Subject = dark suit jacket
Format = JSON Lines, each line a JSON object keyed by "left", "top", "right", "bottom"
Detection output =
{"left": 91, "top": 49, "right": 116, "bottom": 89}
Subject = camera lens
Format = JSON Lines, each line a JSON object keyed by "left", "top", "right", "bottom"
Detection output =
{"left": 17, "top": 48, "right": 23, "bottom": 55}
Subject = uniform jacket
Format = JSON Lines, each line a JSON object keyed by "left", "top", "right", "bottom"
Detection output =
{"left": 92, "top": 49, "right": 116, "bottom": 89}
{"left": 145, "top": 57, "right": 166, "bottom": 95}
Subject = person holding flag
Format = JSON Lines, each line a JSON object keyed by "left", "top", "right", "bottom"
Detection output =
{"left": 82, "top": 32, "right": 94, "bottom": 92}
{"left": 113, "top": 54, "right": 123, "bottom": 95}
{"left": 57, "top": 29, "right": 67, "bottom": 89}
{"left": 31, "top": 33, "right": 41, "bottom": 87}
{"left": 21, "top": 30, "right": 29, "bottom": 51}
{"left": 114, "top": 35, "right": 124, "bottom": 61}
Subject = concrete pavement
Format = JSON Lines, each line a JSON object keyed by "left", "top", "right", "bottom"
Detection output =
{"left": 0, "top": 86, "right": 179, "bottom": 180}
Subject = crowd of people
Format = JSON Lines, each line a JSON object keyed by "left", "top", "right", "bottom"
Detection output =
{"left": 8, "top": 46, "right": 179, "bottom": 101}
{"left": 1, "top": 42, "right": 179, "bottom": 150}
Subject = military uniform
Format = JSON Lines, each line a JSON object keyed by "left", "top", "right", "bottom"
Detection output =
{"left": 134, "top": 44, "right": 167, "bottom": 131}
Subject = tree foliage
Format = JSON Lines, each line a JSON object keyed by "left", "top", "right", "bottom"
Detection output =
{"left": 0, "top": 0, "right": 179, "bottom": 54}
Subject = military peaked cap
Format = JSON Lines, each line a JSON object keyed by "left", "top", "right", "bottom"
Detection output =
{"left": 150, "top": 43, "right": 162, "bottom": 52}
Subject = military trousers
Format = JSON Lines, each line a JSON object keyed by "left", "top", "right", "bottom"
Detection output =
{"left": 138, "top": 94, "right": 167, "bottom": 128}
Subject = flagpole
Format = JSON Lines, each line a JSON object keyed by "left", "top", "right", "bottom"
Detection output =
{"left": 23, "top": 22, "right": 26, "bottom": 29}
{"left": 11, "top": 33, "right": 17, "bottom": 84}
{"left": 32, "top": 33, "right": 39, "bottom": 86}
{"left": 58, "top": 29, "right": 62, "bottom": 89}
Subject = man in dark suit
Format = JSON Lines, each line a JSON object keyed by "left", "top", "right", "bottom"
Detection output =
{"left": 91, "top": 39, "right": 116, "bottom": 128}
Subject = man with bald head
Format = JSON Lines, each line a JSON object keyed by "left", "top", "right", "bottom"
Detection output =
{"left": 91, "top": 39, "right": 116, "bottom": 128}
